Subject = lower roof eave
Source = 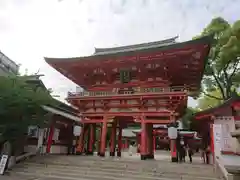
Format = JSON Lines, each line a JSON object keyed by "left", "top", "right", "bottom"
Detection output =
{"left": 42, "top": 105, "right": 82, "bottom": 123}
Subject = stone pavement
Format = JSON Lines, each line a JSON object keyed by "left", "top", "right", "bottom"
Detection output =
{"left": 2, "top": 151, "right": 222, "bottom": 180}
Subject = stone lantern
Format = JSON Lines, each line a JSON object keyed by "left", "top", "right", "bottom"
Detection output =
{"left": 226, "top": 121, "right": 240, "bottom": 180}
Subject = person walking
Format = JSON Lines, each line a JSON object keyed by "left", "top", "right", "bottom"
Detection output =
{"left": 182, "top": 146, "right": 186, "bottom": 162}
{"left": 128, "top": 142, "right": 134, "bottom": 156}
{"left": 205, "top": 146, "right": 210, "bottom": 164}
{"left": 178, "top": 145, "right": 185, "bottom": 163}
{"left": 200, "top": 148, "right": 206, "bottom": 163}
{"left": 187, "top": 145, "right": 193, "bottom": 163}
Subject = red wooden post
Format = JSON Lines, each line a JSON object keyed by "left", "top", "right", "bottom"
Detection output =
{"left": 110, "top": 121, "right": 117, "bottom": 156}
{"left": 99, "top": 119, "right": 107, "bottom": 157}
{"left": 46, "top": 123, "right": 55, "bottom": 153}
{"left": 141, "top": 118, "right": 147, "bottom": 160}
{"left": 76, "top": 125, "right": 85, "bottom": 155}
{"left": 87, "top": 124, "right": 95, "bottom": 155}
{"left": 210, "top": 123, "right": 215, "bottom": 164}
{"left": 97, "top": 126, "right": 102, "bottom": 156}
{"left": 148, "top": 124, "right": 154, "bottom": 159}
{"left": 117, "top": 126, "right": 122, "bottom": 157}
{"left": 153, "top": 134, "right": 156, "bottom": 152}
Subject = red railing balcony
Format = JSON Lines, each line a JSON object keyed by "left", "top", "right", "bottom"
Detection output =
{"left": 67, "top": 86, "right": 189, "bottom": 98}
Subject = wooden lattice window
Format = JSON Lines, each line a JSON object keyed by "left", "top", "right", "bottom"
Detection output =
{"left": 120, "top": 69, "right": 131, "bottom": 83}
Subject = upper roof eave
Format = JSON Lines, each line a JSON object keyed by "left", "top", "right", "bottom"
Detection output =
{"left": 44, "top": 35, "right": 213, "bottom": 64}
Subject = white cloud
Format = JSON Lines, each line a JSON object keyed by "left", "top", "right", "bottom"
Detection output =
{"left": 0, "top": 0, "right": 239, "bottom": 105}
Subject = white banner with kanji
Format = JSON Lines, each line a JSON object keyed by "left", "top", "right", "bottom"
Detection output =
{"left": 214, "top": 116, "right": 235, "bottom": 152}
{"left": 213, "top": 124, "right": 222, "bottom": 157}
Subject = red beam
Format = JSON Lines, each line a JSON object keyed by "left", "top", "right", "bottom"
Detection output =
{"left": 81, "top": 119, "right": 103, "bottom": 123}
{"left": 83, "top": 111, "right": 176, "bottom": 117}
{"left": 135, "top": 119, "right": 171, "bottom": 124}
{"left": 195, "top": 114, "right": 212, "bottom": 120}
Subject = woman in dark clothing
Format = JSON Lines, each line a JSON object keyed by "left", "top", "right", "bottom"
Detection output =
{"left": 205, "top": 146, "right": 210, "bottom": 164}
{"left": 178, "top": 145, "right": 185, "bottom": 162}
{"left": 188, "top": 148, "right": 193, "bottom": 163}
{"left": 182, "top": 146, "right": 186, "bottom": 162}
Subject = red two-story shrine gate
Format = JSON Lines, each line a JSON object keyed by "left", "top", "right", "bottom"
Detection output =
{"left": 45, "top": 36, "right": 211, "bottom": 161}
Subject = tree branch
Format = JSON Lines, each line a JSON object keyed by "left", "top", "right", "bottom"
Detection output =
{"left": 202, "top": 91, "right": 223, "bottom": 100}
{"left": 229, "top": 61, "right": 239, "bottom": 80}
{"left": 211, "top": 68, "right": 226, "bottom": 99}
{"left": 225, "top": 61, "right": 239, "bottom": 98}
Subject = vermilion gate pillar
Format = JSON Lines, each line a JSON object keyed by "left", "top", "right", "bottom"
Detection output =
{"left": 99, "top": 119, "right": 107, "bottom": 157}
{"left": 117, "top": 126, "right": 122, "bottom": 157}
{"left": 110, "top": 120, "right": 117, "bottom": 156}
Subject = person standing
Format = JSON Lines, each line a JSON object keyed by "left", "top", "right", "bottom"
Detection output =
{"left": 179, "top": 145, "right": 185, "bottom": 163}
{"left": 182, "top": 146, "right": 186, "bottom": 162}
{"left": 128, "top": 142, "right": 134, "bottom": 156}
{"left": 200, "top": 148, "right": 206, "bottom": 163}
{"left": 187, "top": 145, "right": 193, "bottom": 163}
{"left": 205, "top": 146, "right": 210, "bottom": 164}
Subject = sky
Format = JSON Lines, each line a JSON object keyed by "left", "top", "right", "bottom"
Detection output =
{"left": 0, "top": 0, "right": 240, "bottom": 107}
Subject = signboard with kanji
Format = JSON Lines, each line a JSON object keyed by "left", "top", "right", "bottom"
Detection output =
{"left": 0, "top": 155, "right": 8, "bottom": 175}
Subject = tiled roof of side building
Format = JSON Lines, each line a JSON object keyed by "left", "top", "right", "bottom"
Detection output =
{"left": 195, "top": 93, "right": 240, "bottom": 117}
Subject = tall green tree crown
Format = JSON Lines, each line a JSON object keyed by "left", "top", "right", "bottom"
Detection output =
{"left": 196, "top": 17, "right": 240, "bottom": 102}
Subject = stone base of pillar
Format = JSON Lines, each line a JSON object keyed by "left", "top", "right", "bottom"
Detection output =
{"left": 110, "top": 152, "right": 115, "bottom": 156}
{"left": 99, "top": 152, "right": 105, "bottom": 157}
{"left": 171, "top": 157, "right": 178, "bottom": 162}
{"left": 141, "top": 154, "right": 147, "bottom": 160}
{"left": 76, "top": 152, "right": 82, "bottom": 155}
{"left": 117, "top": 152, "right": 121, "bottom": 157}
{"left": 86, "top": 151, "right": 93, "bottom": 155}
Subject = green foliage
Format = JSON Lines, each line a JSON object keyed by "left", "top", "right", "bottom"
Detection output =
{"left": 198, "top": 89, "right": 223, "bottom": 110}
{"left": 196, "top": 17, "right": 240, "bottom": 101}
{"left": 0, "top": 76, "right": 54, "bottom": 142}
{"left": 181, "top": 107, "right": 198, "bottom": 129}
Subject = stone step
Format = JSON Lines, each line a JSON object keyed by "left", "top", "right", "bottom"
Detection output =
{"left": 9, "top": 167, "right": 220, "bottom": 180}
{"left": 15, "top": 162, "right": 217, "bottom": 177}
{"left": 9, "top": 171, "right": 177, "bottom": 180}
{"left": 22, "top": 158, "right": 217, "bottom": 173}
{"left": 11, "top": 164, "right": 219, "bottom": 179}
{"left": 26, "top": 156, "right": 214, "bottom": 171}
{"left": 9, "top": 155, "right": 221, "bottom": 180}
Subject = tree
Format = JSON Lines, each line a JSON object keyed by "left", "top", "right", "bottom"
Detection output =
{"left": 195, "top": 17, "right": 240, "bottom": 100}
{"left": 197, "top": 89, "right": 223, "bottom": 110}
{"left": 181, "top": 107, "right": 198, "bottom": 129}
{"left": 0, "top": 76, "right": 54, "bottom": 155}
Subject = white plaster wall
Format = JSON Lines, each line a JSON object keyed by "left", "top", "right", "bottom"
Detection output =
{"left": 24, "top": 145, "right": 68, "bottom": 154}
{"left": 50, "top": 145, "right": 68, "bottom": 154}
{"left": 147, "top": 107, "right": 156, "bottom": 111}
{"left": 24, "top": 145, "right": 37, "bottom": 153}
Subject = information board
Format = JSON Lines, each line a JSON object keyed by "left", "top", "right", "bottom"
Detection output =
{"left": 0, "top": 155, "right": 8, "bottom": 175}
